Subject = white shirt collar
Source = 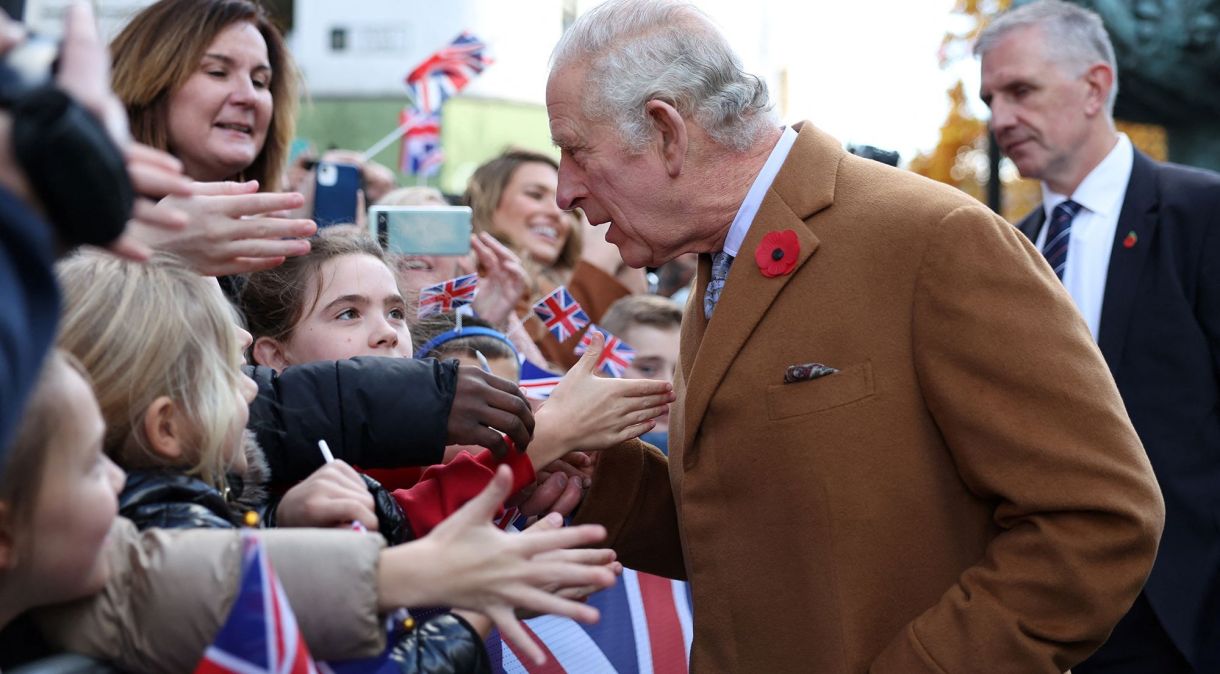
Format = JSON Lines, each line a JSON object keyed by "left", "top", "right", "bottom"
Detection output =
{"left": 1041, "top": 133, "right": 1133, "bottom": 219}
{"left": 722, "top": 125, "right": 799, "bottom": 258}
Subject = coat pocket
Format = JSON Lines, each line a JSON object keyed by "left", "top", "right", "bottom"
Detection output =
{"left": 766, "top": 361, "right": 875, "bottom": 421}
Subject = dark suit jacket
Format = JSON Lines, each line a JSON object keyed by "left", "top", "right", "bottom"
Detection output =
{"left": 1017, "top": 150, "right": 1220, "bottom": 667}
{"left": 575, "top": 123, "right": 1164, "bottom": 673}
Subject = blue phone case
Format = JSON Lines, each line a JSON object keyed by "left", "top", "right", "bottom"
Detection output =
{"left": 313, "top": 162, "right": 361, "bottom": 227}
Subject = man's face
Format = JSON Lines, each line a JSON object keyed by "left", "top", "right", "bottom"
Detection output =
{"left": 546, "top": 65, "right": 684, "bottom": 269}
{"left": 979, "top": 25, "right": 1094, "bottom": 186}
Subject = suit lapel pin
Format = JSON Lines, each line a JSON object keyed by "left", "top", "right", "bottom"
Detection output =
{"left": 1123, "top": 230, "right": 1138, "bottom": 249}
{"left": 755, "top": 229, "right": 799, "bottom": 277}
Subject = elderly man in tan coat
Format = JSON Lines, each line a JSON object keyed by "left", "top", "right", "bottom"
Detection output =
{"left": 548, "top": 1, "right": 1165, "bottom": 672}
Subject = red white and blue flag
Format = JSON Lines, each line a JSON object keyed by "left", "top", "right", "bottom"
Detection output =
{"left": 194, "top": 534, "right": 318, "bottom": 674}
{"left": 488, "top": 569, "right": 693, "bottom": 674}
{"left": 418, "top": 273, "right": 479, "bottom": 318}
{"left": 398, "top": 107, "right": 443, "bottom": 178}
{"left": 574, "top": 324, "right": 636, "bottom": 378}
{"left": 405, "top": 32, "right": 493, "bottom": 114}
{"left": 531, "top": 287, "right": 590, "bottom": 343}
{"left": 518, "top": 359, "right": 564, "bottom": 400}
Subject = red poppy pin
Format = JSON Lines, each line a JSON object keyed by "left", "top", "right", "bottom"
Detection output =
{"left": 755, "top": 229, "right": 799, "bottom": 277}
{"left": 1123, "top": 230, "right": 1138, "bottom": 249}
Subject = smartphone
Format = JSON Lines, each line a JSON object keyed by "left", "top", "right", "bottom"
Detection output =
{"left": 370, "top": 206, "right": 473, "bottom": 256}
{"left": 313, "top": 161, "right": 361, "bottom": 227}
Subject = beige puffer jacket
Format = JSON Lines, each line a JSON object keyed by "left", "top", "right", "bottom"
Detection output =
{"left": 33, "top": 518, "right": 386, "bottom": 673}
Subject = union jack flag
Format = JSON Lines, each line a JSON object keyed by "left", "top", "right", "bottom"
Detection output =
{"left": 488, "top": 569, "right": 693, "bottom": 674}
{"left": 531, "top": 287, "right": 589, "bottom": 343}
{"left": 574, "top": 324, "right": 636, "bottom": 378}
{"left": 405, "top": 32, "right": 493, "bottom": 114}
{"left": 418, "top": 273, "right": 479, "bottom": 318}
{"left": 518, "top": 359, "right": 564, "bottom": 400}
{"left": 398, "top": 107, "right": 442, "bottom": 177}
{"left": 194, "top": 534, "right": 318, "bottom": 674}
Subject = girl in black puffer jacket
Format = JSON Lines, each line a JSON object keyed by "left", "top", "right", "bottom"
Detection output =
{"left": 57, "top": 251, "right": 490, "bottom": 674}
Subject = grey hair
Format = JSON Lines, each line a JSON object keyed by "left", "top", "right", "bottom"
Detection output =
{"left": 551, "top": 0, "right": 776, "bottom": 153}
{"left": 975, "top": 0, "right": 1118, "bottom": 114}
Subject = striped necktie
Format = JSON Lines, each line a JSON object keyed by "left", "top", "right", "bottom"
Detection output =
{"left": 1042, "top": 200, "right": 1082, "bottom": 280}
{"left": 703, "top": 251, "right": 734, "bottom": 319}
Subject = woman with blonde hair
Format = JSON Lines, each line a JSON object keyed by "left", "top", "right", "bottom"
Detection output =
{"left": 111, "top": 0, "right": 317, "bottom": 277}
{"left": 466, "top": 150, "right": 642, "bottom": 368}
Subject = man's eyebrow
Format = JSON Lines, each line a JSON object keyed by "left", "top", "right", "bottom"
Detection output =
{"left": 321, "top": 294, "right": 369, "bottom": 313}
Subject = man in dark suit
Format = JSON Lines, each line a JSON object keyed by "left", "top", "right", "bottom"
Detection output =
{"left": 979, "top": 2, "right": 1220, "bottom": 672}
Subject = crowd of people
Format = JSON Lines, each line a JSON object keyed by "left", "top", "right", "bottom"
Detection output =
{"left": 0, "top": 0, "right": 1217, "bottom": 672}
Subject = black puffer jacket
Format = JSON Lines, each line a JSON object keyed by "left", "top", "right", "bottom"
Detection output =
{"left": 246, "top": 357, "right": 458, "bottom": 484}
{"left": 117, "top": 438, "right": 483, "bottom": 673}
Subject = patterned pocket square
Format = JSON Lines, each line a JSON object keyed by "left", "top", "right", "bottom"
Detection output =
{"left": 784, "top": 362, "right": 839, "bottom": 384}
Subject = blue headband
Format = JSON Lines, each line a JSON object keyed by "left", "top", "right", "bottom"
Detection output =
{"left": 417, "top": 326, "right": 519, "bottom": 361}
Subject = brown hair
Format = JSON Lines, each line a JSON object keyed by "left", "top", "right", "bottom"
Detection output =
{"left": 110, "top": 0, "right": 298, "bottom": 189}
{"left": 465, "top": 150, "right": 583, "bottom": 274}
{"left": 240, "top": 226, "right": 389, "bottom": 345}
{"left": 600, "top": 294, "right": 683, "bottom": 337}
{"left": 57, "top": 252, "right": 246, "bottom": 491}
{"left": 0, "top": 351, "right": 89, "bottom": 524}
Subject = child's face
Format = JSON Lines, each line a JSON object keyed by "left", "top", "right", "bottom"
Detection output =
{"left": 282, "top": 254, "right": 413, "bottom": 365}
{"left": 24, "top": 365, "right": 125, "bottom": 603}
{"left": 620, "top": 324, "right": 680, "bottom": 431}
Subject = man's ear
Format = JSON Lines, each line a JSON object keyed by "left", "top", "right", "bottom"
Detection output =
{"left": 0, "top": 502, "right": 16, "bottom": 571}
{"left": 252, "top": 336, "right": 290, "bottom": 372}
{"left": 1082, "top": 62, "right": 1114, "bottom": 117}
{"left": 645, "top": 99, "right": 688, "bottom": 178}
{"left": 143, "top": 396, "right": 184, "bottom": 461}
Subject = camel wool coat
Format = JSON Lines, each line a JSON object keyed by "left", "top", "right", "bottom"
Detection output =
{"left": 575, "top": 123, "right": 1164, "bottom": 673}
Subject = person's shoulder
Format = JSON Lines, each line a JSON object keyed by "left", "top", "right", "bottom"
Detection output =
{"left": 1145, "top": 155, "right": 1220, "bottom": 197}
{"left": 835, "top": 154, "right": 1004, "bottom": 232}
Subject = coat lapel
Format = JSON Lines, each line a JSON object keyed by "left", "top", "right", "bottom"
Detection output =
{"left": 678, "top": 123, "right": 838, "bottom": 465}
{"left": 1097, "top": 150, "right": 1159, "bottom": 375}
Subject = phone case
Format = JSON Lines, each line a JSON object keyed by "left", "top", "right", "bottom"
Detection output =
{"left": 370, "top": 206, "right": 473, "bottom": 256}
{"left": 313, "top": 162, "right": 361, "bottom": 227}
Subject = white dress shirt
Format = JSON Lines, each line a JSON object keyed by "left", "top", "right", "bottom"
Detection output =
{"left": 722, "top": 126, "right": 799, "bottom": 258}
{"left": 1036, "top": 134, "right": 1134, "bottom": 340}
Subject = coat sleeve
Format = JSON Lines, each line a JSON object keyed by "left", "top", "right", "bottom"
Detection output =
{"left": 247, "top": 356, "right": 457, "bottom": 483}
{"left": 34, "top": 519, "right": 387, "bottom": 673}
{"left": 392, "top": 446, "right": 535, "bottom": 537}
{"left": 870, "top": 205, "right": 1165, "bottom": 673}
{"left": 572, "top": 439, "right": 686, "bottom": 580}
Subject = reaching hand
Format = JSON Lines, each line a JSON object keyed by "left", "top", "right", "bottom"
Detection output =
{"left": 382, "top": 466, "right": 615, "bottom": 665}
{"left": 128, "top": 180, "right": 317, "bottom": 276}
{"left": 275, "top": 460, "right": 379, "bottom": 531}
{"left": 471, "top": 232, "right": 529, "bottom": 328}
{"left": 447, "top": 365, "right": 535, "bottom": 458}
{"left": 529, "top": 330, "right": 675, "bottom": 466}
{"left": 512, "top": 452, "right": 594, "bottom": 518}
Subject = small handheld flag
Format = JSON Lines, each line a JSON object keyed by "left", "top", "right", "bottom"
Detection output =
{"left": 418, "top": 273, "right": 479, "bottom": 318}
{"left": 519, "top": 359, "right": 564, "bottom": 400}
{"left": 405, "top": 32, "right": 493, "bottom": 114}
{"left": 531, "top": 287, "right": 590, "bottom": 342}
{"left": 194, "top": 535, "right": 317, "bottom": 674}
{"left": 575, "top": 324, "right": 636, "bottom": 378}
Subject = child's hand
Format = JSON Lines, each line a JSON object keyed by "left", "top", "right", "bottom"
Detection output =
{"left": 276, "top": 460, "right": 379, "bottom": 531}
{"left": 383, "top": 466, "right": 615, "bottom": 666}
{"left": 530, "top": 331, "right": 676, "bottom": 466}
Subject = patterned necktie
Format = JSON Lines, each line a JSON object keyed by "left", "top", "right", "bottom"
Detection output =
{"left": 1042, "top": 200, "right": 1083, "bottom": 280}
{"left": 703, "top": 251, "right": 734, "bottom": 319}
